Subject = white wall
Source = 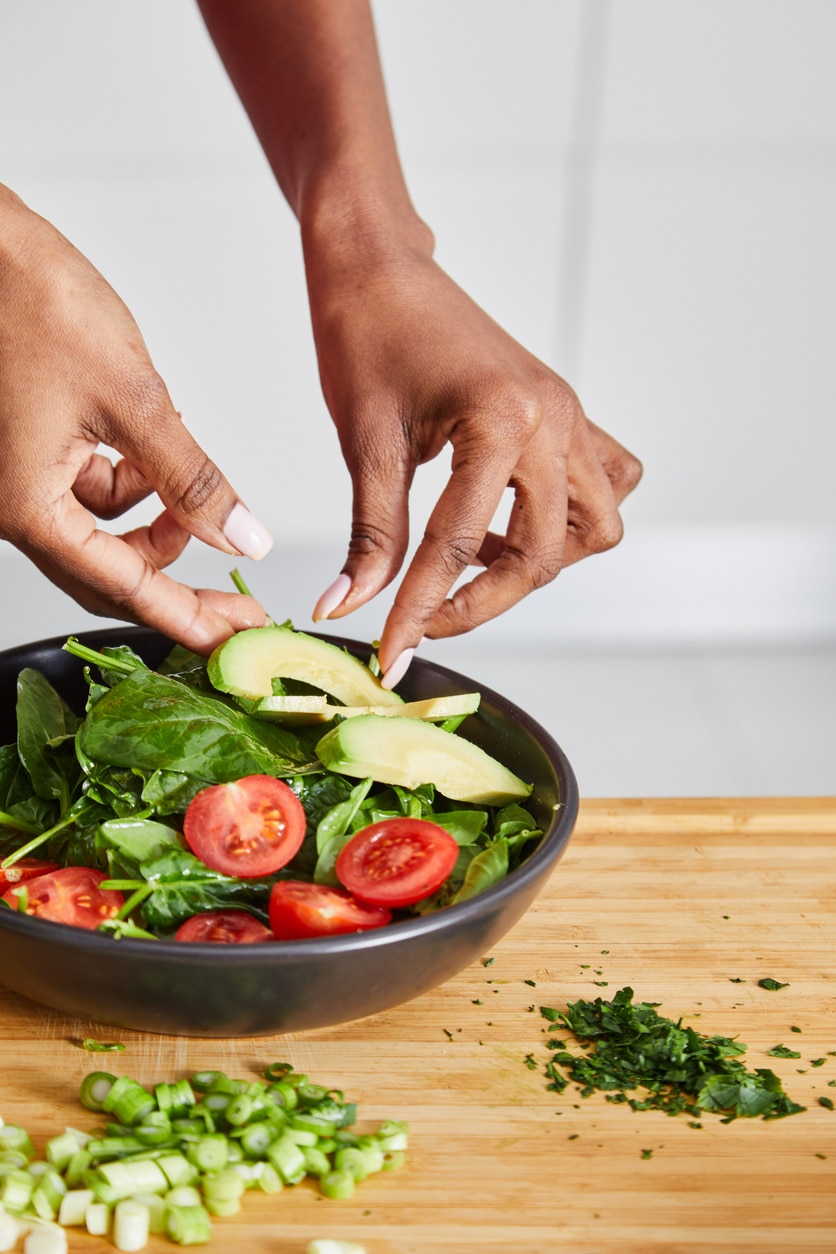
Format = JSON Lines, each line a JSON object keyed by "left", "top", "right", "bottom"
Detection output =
{"left": 1, "top": 0, "right": 835, "bottom": 652}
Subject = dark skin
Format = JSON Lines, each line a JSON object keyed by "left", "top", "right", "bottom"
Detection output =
{"left": 0, "top": 1, "right": 640, "bottom": 681}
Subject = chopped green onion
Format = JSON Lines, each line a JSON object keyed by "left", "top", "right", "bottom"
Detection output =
{"left": 319, "top": 1169, "right": 356, "bottom": 1200}
{"left": 131, "top": 1191, "right": 167, "bottom": 1234}
{"left": 265, "top": 1135, "right": 307, "bottom": 1184}
{"left": 85, "top": 1201, "right": 111, "bottom": 1236}
{"left": 16, "top": 1222, "right": 68, "bottom": 1254}
{"left": 165, "top": 1201, "right": 212, "bottom": 1246}
{"left": 190, "top": 1071, "right": 225, "bottom": 1093}
{"left": 307, "top": 1242, "right": 367, "bottom": 1254}
{"left": 56, "top": 1183, "right": 94, "bottom": 1223}
{"left": 164, "top": 1186, "right": 203, "bottom": 1209}
{"left": 0, "top": 1126, "right": 34, "bottom": 1159}
{"left": 80, "top": 1072, "right": 117, "bottom": 1113}
{"left": 185, "top": 1134, "right": 229, "bottom": 1174}
{"left": 113, "top": 1198, "right": 151, "bottom": 1252}
{"left": 239, "top": 1122, "right": 277, "bottom": 1159}
{"left": 1, "top": 1168, "right": 36, "bottom": 1212}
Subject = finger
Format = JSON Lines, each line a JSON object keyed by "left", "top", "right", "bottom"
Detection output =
{"left": 22, "top": 493, "right": 268, "bottom": 654}
{"left": 72, "top": 452, "right": 154, "bottom": 519}
{"left": 420, "top": 416, "right": 627, "bottom": 642}
{"left": 561, "top": 425, "right": 628, "bottom": 568}
{"left": 313, "top": 426, "right": 413, "bottom": 623}
{"left": 376, "top": 437, "right": 523, "bottom": 673}
{"left": 416, "top": 448, "right": 570, "bottom": 645}
{"left": 585, "top": 419, "right": 643, "bottom": 506}
{"left": 120, "top": 508, "right": 192, "bottom": 571}
{"left": 98, "top": 374, "right": 272, "bottom": 563}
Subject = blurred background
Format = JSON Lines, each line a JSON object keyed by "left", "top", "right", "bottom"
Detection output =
{"left": 1, "top": 0, "right": 834, "bottom": 796}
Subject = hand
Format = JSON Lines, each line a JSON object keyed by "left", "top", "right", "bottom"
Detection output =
{"left": 0, "top": 186, "right": 271, "bottom": 653}
{"left": 309, "top": 238, "right": 642, "bottom": 684}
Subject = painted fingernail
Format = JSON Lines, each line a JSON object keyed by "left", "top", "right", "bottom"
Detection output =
{"left": 313, "top": 572, "right": 352, "bottom": 622}
{"left": 223, "top": 503, "right": 273, "bottom": 561}
{"left": 381, "top": 647, "right": 415, "bottom": 691}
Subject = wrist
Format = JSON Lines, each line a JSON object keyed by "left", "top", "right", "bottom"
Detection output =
{"left": 299, "top": 168, "right": 435, "bottom": 276}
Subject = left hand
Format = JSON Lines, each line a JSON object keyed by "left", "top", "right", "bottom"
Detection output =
{"left": 307, "top": 239, "right": 642, "bottom": 682}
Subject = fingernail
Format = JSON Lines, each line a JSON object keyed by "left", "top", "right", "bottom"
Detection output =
{"left": 381, "top": 647, "right": 415, "bottom": 691}
{"left": 313, "top": 572, "right": 352, "bottom": 622}
{"left": 223, "top": 503, "right": 273, "bottom": 561}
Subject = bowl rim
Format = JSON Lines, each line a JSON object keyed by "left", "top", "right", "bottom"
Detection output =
{"left": 0, "top": 626, "right": 578, "bottom": 959}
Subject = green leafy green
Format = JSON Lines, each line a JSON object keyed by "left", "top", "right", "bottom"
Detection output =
{"left": 536, "top": 987, "right": 805, "bottom": 1121}
{"left": 758, "top": 977, "right": 790, "bottom": 991}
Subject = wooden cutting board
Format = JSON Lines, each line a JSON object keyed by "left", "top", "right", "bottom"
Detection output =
{"left": 1, "top": 797, "right": 834, "bottom": 1254}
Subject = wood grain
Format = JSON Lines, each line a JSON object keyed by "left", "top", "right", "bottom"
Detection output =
{"left": 1, "top": 797, "right": 835, "bottom": 1253}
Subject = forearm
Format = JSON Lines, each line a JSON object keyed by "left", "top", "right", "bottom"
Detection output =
{"left": 196, "top": 0, "right": 432, "bottom": 259}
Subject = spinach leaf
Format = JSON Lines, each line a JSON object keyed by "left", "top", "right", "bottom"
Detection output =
{"left": 16, "top": 668, "right": 82, "bottom": 809}
{"left": 136, "top": 848, "right": 276, "bottom": 931}
{"left": 97, "top": 818, "right": 183, "bottom": 863}
{"left": 450, "top": 836, "right": 509, "bottom": 904}
{"left": 314, "top": 778, "right": 375, "bottom": 885}
{"left": 77, "top": 668, "right": 310, "bottom": 784}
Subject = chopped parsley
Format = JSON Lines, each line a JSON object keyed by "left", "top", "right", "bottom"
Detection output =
{"left": 537, "top": 987, "right": 805, "bottom": 1121}
{"left": 766, "top": 1044, "right": 802, "bottom": 1059}
{"left": 818, "top": 1097, "right": 834, "bottom": 1111}
{"left": 758, "top": 978, "right": 790, "bottom": 991}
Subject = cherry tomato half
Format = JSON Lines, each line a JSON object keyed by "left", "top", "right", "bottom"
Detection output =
{"left": 174, "top": 909, "right": 273, "bottom": 944}
{"left": 1, "top": 866, "right": 124, "bottom": 930}
{"left": 268, "top": 881, "right": 392, "bottom": 940}
{"left": 0, "top": 858, "right": 58, "bottom": 887}
{"left": 336, "top": 817, "right": 459, "bottom": 908}
{"left": 183, "top": 775, "right": 306, "bottom": 878}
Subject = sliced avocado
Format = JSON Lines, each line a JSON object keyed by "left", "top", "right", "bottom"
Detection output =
{"left": 207, "top": 626, "right": 403, "bottom": 708}
{"left": 254, "top": 691, "right": 481, "bottom": 725}
{"left": 315, "top": 713, "right": 531, "bottom": 804}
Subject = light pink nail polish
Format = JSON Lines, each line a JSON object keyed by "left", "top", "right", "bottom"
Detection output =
{"left": 313, "top": 572, "right": 352, "bottom": 622}
{"left": 381, "top": 647, "right": 415, "bottom": 691}
{"left": 223, "top": 503, "right": 273, "bottom": 561}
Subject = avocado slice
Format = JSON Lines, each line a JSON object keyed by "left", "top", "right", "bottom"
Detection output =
{"left": 315, "top": 713, "right": 531, "bottom": 804}
{"left": 207, "top": 626, "right": 403, "bottom": 708}
{"left": 254, "top": 691, "right": 481, "bottom": 725}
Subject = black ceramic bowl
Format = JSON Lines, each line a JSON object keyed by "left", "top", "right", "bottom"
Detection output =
{"left": 0, "top": 627, "right": 577, "bottom": 1037}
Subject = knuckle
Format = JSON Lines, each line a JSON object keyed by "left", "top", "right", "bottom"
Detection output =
{"left": 503, "top": 543, "right": 563, "bottom": 591}
{"left": 423, "top": 530, "right": 483, "bottom": 581}
{"left": 171, "top": 454, "right": 226, "bottom": 516}
{"left": 109, "top": 368, "right": 170, "bottom": 433}
{"left": 615, "top": 451, "right": 644, "bottom": 495}
{"left": 576, "top": 511, "right": 625, "bottom": 555}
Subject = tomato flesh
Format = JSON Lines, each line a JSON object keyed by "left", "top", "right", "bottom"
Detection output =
{"left": 183, "top": 775, "right": 306, "bottom": 878}
{"left": 0, "top": 858, "right": 58, "bottom": 887}
{"left": 269, "top": 880, "right": 392, "bottom": 940}
{"left": 174, "top": 909, "right": 272, "bottom": 944}
{"left": 336, "top": 817, "right": 459, "bottom": 908}
{"left": 1, "top": 866, "right": 124, "bottom": 930}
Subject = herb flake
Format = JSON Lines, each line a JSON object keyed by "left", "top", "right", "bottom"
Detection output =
{"left": 537, "top": 987, "right": 805, "bottom": 1121}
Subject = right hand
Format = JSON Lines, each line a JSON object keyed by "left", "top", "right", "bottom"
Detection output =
{"left": 0, "top": 186, "right": 271, "bottom": 653}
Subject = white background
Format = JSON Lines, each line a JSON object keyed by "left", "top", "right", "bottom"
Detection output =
{"left": 1, "top": 1, "right": 834, "bottom": 795}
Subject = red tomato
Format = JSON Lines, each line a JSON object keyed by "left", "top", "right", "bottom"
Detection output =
{"left": 336, "top": 818, "right": 459, "bottom": 908}
{"left": 1, "top": 867, "right": 124, "bottom": 930}
{"left": 268, "top": 881, "right": 392, "bottom": 940}
{"left": 0, "top": 858, "right": 58, "bottom": 887}
{"left": 183, "top": 775, "right": 306, "bottom": 878}
{"left": 174, "top": 909, "right": 272, "bottom": 944}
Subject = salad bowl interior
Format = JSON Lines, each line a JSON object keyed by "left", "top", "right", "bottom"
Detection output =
{"left": 0, "top": 627, "right": 578, "bottom": 1038}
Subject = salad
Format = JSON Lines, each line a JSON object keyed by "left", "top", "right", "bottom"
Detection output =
{"left": 0, "top": 625, "right": 542, "bottom": 942}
